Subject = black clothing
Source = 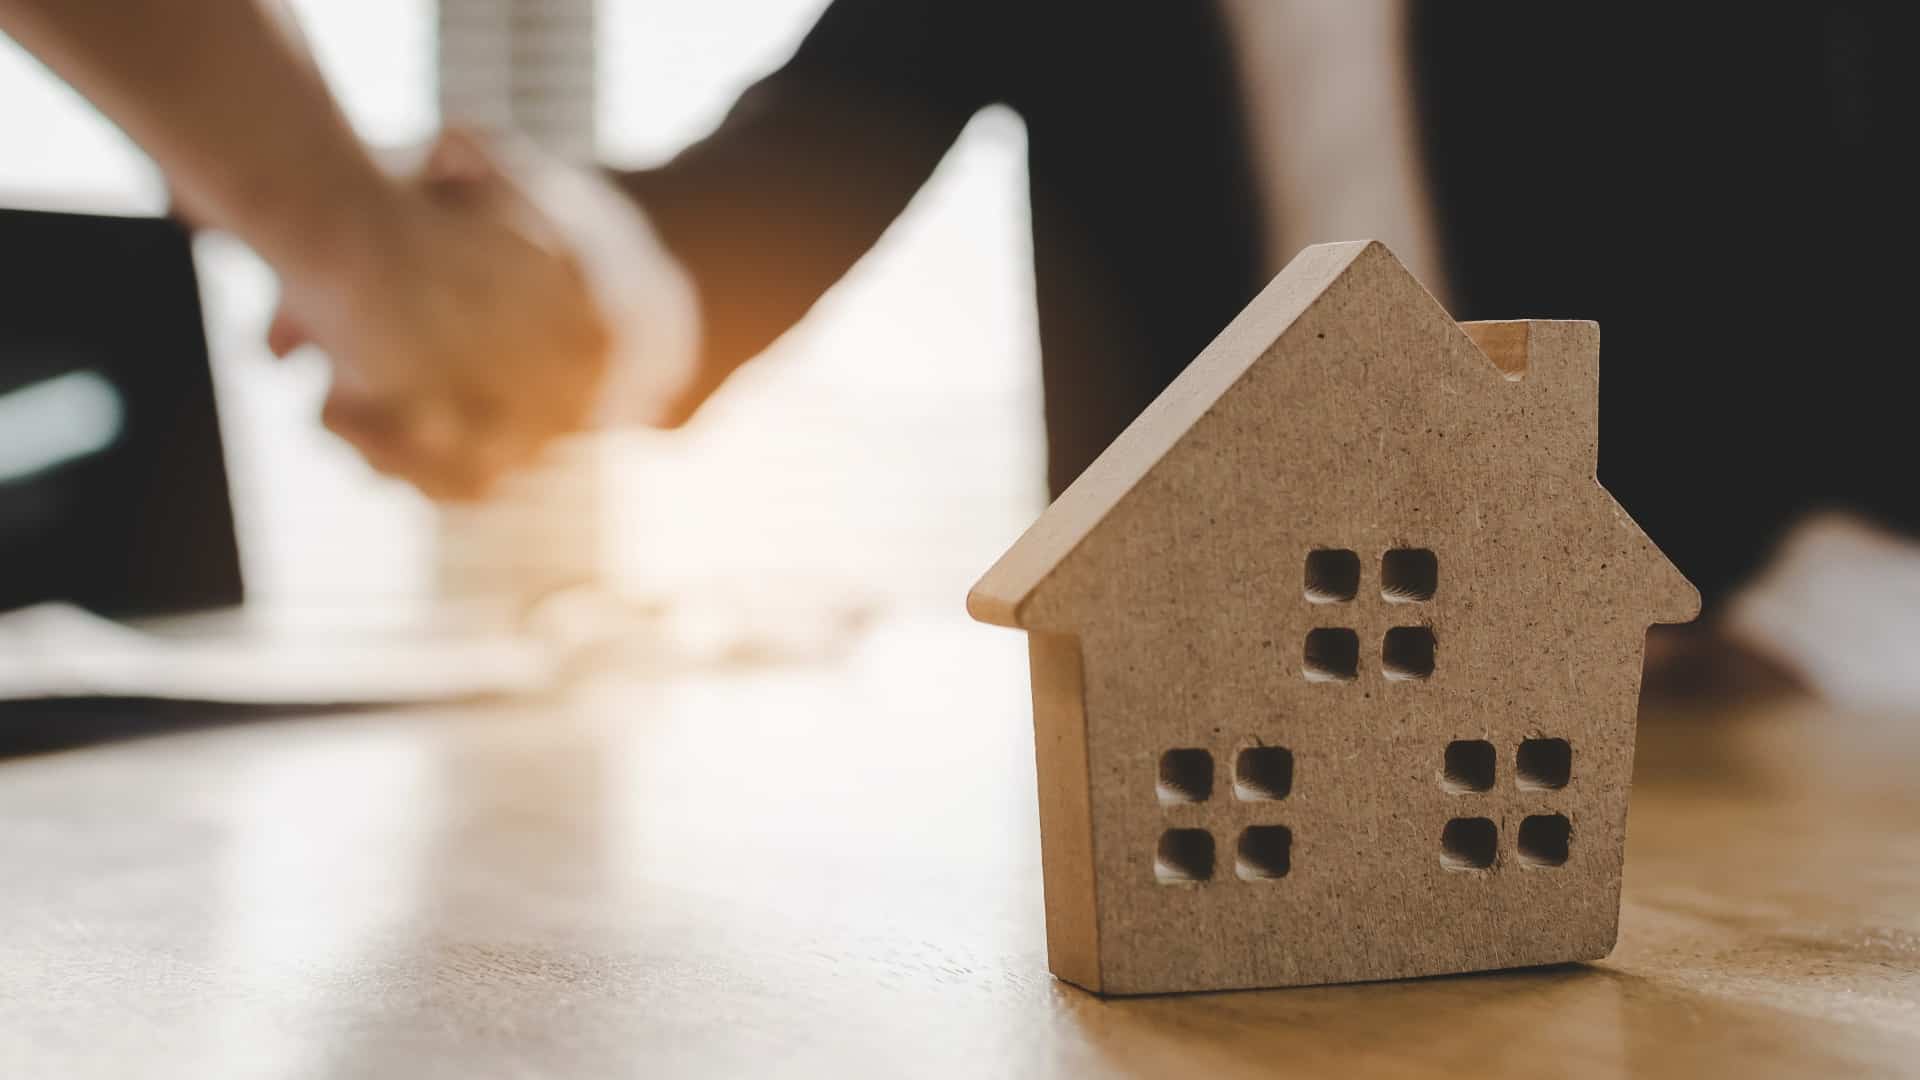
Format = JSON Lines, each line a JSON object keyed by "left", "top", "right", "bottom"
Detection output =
{"left": 624, "top": 2, "right": 1920, "bottom": 607}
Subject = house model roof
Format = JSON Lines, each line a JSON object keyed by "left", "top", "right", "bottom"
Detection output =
{"left": 968, "top": 240, "right": 1696, "bottom": 630}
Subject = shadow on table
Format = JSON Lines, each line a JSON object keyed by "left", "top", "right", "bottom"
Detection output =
{"left": 0, "top": 698, "right": 375, "bottom": 759}
{"left": 1049, "top": 962, "right": 1621, "bottom": 1076}
{"left": 1063, "top": 946, "right": 1917, "bottom": 1077}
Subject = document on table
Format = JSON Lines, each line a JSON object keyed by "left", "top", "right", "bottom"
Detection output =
{"left": 0, "top": 602, "right": 557, "bottom": 705}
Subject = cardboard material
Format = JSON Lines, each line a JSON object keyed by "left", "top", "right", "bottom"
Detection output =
{"left": 969, "top": 241, "right": 1698, "bottom": 995}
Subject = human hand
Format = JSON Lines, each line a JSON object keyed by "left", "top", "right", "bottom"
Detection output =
{"left": 398, "top": 130, "right": 702, "bottom": 432}
{"left": 266, "top": 130, "right": 614, "bottom": 500}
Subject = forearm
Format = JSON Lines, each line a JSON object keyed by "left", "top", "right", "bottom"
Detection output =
{"left": 611, "top": 0, "right": 990, "bottom": 418}
{"left": 0, "top": 0, "right": 398, "bottom": 291}
{"left": 616, "top": 84, "right": 966, "bottom": 416}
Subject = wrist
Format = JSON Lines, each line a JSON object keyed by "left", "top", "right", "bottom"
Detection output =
{"left": 274, "top": 166, "right": 416, "bottom": 315}
{"left": 282, "top": 174, "right": 427, "bottom": 361}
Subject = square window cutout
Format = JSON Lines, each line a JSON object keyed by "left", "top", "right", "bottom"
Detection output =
{"left": 1516, "top": 738, "right": 1572, "bottom": 790}
{"left": 1234, "top": 746, "right": 1293, "bottom": 800}
{"left": 1303, "top": 628, "right": 1359, "bottom": 682}
{"left": 1157, "top": 748, "right": 1213, "bottom": 805}
{"left": 1155, "top": 829, "right": 1215, "bottom": 884}
{"left": 1383, "top": 626, "right": 1436, "bottom": 681}
{"left": 1382, "top": 548, "right": 1438, "bottom": 602}
{"left": 1518, "top": 814, "right": 1572, "bottom": 867}
{"left": 1441, "top": 739, "right": 1495, "bottom": 793}
{"left": 1236, "top": 826, "right": 1292, "bottom": 880}
{"left": 1440, "top": 817, "right": 1497, "bottom": 870}
{"left": 1304, "top": 549, "right": 1360, "bottom": 603}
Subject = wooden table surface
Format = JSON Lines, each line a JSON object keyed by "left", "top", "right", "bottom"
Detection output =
{"left": 2, "top": 618, "right": 1917, "bottom": 1078}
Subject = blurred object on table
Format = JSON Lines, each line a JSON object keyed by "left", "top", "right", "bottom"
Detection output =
{"left": 1725, "top": 513, "right": 1920, "bottom": 712}
{"left": 0, "top": 602, "right": 552, "bottom": 705}
{"left": 0, "top": 208, "right": 241, "bottom": 618}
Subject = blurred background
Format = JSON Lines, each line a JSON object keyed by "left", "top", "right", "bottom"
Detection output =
{"left": 5, "top": 3, "right": 1919, "bottom": 709}
{"left": 0, "top": 0, "right": 1045, "bottom": 640}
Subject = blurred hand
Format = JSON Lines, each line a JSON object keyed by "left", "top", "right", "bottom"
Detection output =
{"left": 267, "top": 129, "right": 613, "bottom": 500}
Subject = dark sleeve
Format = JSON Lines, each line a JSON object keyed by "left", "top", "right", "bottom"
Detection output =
{"left": 615, "top": 0, "right": 998, "bottom": 425}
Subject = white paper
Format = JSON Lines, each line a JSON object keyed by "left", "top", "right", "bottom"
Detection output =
{"left": 0, "top": 602, "right": 556, "bottom": 705}
{"left": 1727, "top": 513, "right": 1920, "bottom": 712}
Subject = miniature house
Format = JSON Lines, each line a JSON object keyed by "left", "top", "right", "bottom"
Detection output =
{"left": 968, "top": 241, "right": 1698, "bottom": 996}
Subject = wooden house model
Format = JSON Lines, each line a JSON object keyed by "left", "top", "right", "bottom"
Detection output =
{"left": 968, "top": 241, "right": 1698, "bottom": 995}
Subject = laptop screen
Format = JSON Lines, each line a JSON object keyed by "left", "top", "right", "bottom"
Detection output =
{"left": 0, "top": 208, "right": 243, "bottom": 615}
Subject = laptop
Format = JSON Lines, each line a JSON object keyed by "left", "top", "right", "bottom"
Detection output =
{"left": 0, "top": 207, "right": 555, "bottom": 704}
{"left": 0, "top": 208, "right": 242, "bottom": 615}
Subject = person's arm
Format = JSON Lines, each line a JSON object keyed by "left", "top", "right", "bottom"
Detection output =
{"left": 614, "top": 0, "right": 999, "bottom": 425}
{"left": 0, "top": 0, "right": 399, "bottom": 300}
{"left": 0, "top": 1, "right": 615, "bottom": 500}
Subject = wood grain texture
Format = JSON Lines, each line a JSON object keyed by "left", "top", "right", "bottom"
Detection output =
{"left": 0, "top": 620, "right": 1915, "bottom": 1079}
{"left": 971, "top": 242, "right": 1698, "bottom": 993}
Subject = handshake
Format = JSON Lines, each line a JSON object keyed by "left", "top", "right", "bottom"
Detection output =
{"left": 266, "top": 130, "right": 697, "bottom": 500}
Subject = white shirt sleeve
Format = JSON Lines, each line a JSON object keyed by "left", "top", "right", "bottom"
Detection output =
{"left": 503, "top": 148, "right": 703, "bottom": 429}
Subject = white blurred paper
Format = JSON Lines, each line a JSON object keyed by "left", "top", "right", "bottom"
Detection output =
{"left": 0, "top": 602, "right": 555, "bottom": 705}
{"left": 1728, "top": 514, "right": 1920, "bottom": 712}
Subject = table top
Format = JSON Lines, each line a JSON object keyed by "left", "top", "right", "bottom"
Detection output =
{"left": 2, "top": 618, "right": 1916, "bottom": 1078}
